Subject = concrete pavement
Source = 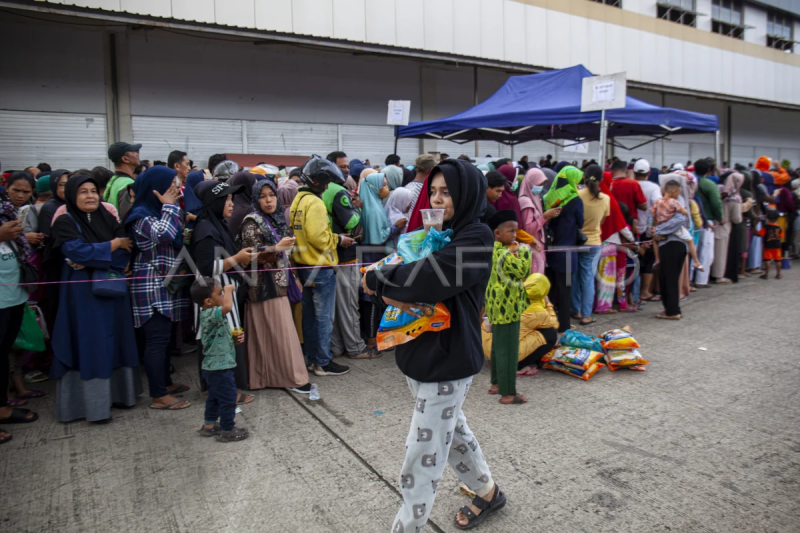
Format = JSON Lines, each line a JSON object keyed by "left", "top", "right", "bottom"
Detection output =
{"left": 2, "top": 267, "right": 799, "bottom": 532}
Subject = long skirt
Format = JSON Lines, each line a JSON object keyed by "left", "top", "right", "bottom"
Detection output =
{"left": 746, "top": 223, "right": 763, "bottom": 270}
{"left": 245, "top": 296, "right": 309, "bottom": 390}
{"left": 595, "top": 244, "right": 625, "bottom": 313}
{"left": 711, "top": 222, "right": 731, "bottom": 279}
{"left": 55, "top": 367, "right": 142, "bottom": 422}
{"left": 725, "top": 222, "right": 743, "bottom": 282}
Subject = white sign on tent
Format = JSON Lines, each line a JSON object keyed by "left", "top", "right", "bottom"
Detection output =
{"left": 387, "top": 100, "right": 411, "bottom": 126}
{"left": 580, "top": 72, "right": 627, "bottom": 112}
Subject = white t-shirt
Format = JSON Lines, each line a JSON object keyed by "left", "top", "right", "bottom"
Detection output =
{"left": 637, "top": 180, "right": 662, "bottom": 232}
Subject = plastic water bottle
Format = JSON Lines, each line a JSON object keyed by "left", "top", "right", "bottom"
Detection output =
{"left": 309, "top": 383, "right": 320, "bottom": 401}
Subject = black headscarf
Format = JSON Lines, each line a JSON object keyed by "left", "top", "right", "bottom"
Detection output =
{"left": 427, "top": 159, "right": 486, "bottom": 235}
{"left": 191, "top": 180, "right": 245, "bottom": 256}
{"left": 38, "top": 169, "right": 70, "bottom": 236}
{"left": 227, "top": 171, "right": 258, "bottom": 239}
{"left": 51, "top": 175, "right": 124, "bottom": 247}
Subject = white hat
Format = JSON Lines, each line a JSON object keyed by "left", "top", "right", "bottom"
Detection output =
{"left": 633, "top": 159, "right": 651, "bottom": 174}
{"left": 669, "top": 163, "right": 685, "bottom": 172}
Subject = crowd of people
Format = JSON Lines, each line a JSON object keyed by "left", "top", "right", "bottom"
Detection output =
{"left": 0, "top": 141, "right": 798, "bottom": 530}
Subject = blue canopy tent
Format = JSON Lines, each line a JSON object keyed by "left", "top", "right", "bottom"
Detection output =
{"left": 396, "top": 65, "right": 720, "bottom": 160}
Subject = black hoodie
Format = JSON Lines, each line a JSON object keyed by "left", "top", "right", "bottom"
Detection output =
{"left": 366, "top": 159, "right": 493, "bottom": 382}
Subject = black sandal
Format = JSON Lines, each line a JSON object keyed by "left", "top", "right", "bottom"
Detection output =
{"left": 0, "top": 407, "right": 38, "bottom": 424}
{"left": 215, "top": 426, "right": 249, "bottom": 443}
{"left": 0, "top": 428, "right": 10, "bottom": 445}
{"left": 454, "top": 485, "right": 506, "bottom": 530}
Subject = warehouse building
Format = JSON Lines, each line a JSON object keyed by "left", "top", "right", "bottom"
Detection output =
{"left": 1, "top": 0, "right": 799, "bottom": 170}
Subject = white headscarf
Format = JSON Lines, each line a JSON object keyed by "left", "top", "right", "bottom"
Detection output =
{"left": 659, "top": 172, "right": 691, "bottom": 208}
{"left": 384, "top": 187, "right": 413, "bottom": 225}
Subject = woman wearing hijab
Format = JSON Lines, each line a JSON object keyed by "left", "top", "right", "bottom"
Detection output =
{"left": 595, "top": 171, "right": 635, "bottom": 314}
{"left": 50, "top": 174, "right": 141, "bottom": 423}
{"left": 227, "top": 171, "right": 259, "bottom": 239}
{"left": 190, "top": 181, "right": 258, "bottom": 391}
{"left": 126, "top": 166, "right": 193, "bottom": 411}
{"left": 543, "top": 166, "right": 584, "bottom": 333}
{"left": 38, "top": 169, "right": 71, "bottom": 331}
{"left": 720, "top": 172, "right": 750, "bottom": 283}
{"left": 490, "top": 164, "right": 522, "bottom": 221}
{"left": 239, "top": 180, "right": 310, "bottom": 392}
{"left": 359, "top": 172, "right": 404, "bottom": 347}
{"left": 183, "top": 170, "right": 205, "bottom": 230}
{"left": 382, "top": 165, "right": 404, "bottom": 192}
{"left": 362, "top": 159, "right": 504, "bottom": 532}
{"left": 709, "top": 171, "right": 743, "bottom": 285}
{"left": 383, "top": 187, "right": 412, "bottom": 248}
{"left": 0, "top": 186, "right": 39, "bottom": 443}
{"left": 278, "top": 179, "right": 300, "bottom": 229}
{"left": 519, "top": 168, "right": 560, "bottom": 274}
{"left": 773, "top": 174, "right": 797, "bottom": 258}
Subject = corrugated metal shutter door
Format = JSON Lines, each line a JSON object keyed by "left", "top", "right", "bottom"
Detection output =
{"left": 615, "top": 137, "right": 656, "bottom": 166}
{"left": 132, "top": 116, "right": 243, "bottom": 168}
{"left": 663, "top": 141, "right": 691, "bottom": 168}
{"left": 341, "top": 125, "right": 419, "bottom": 167}
{"left": 730, "top": 145, "right": 755, "bottom": 167}
{"left": 246, "top": 121, "right": 338, "bottom": 157}
{"left": 0, "top": 110, "right": 107, "bottom": 170}
{"left": 778, "top": 149, "right": 800, "bottom": 166}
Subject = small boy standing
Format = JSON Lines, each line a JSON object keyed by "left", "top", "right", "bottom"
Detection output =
{"left": 190, "top": 277, "right": 249, "bottom": 442}
{"left": 759, "top": 209, "right": 784, "bottom": 280}
{"left": 485, "top": 210, "right": 532, "bottom": 405}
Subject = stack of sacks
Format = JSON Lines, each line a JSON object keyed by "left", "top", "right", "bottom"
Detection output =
{"left": 600, "top": 326, "right": 648, "bottom": 371}
{"left": 542, "top": 330, "right": 605, "bottom": 381}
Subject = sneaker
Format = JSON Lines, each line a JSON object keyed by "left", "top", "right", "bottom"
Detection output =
{"left": 314, "top": 361, "right": 350, "bottom": 376}
{"left": 287, "top": 383, "right": 313, "bottom": 394}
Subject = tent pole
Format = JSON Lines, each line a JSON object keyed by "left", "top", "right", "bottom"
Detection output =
{"left": 715, "top": 130, "right": 721, "bottom": 169}
{"left": 394, "top": 131, "right": 399, "bottom": 154}
{"left": 511, "top": 141, "right": 515, "bottom": 161}
{"left": 599, "top": 109, "right": 607, "bottom": 168}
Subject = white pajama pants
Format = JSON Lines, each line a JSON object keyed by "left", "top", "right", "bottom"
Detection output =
{"left": 694, "top": 227, "right": 715, "bottom": 285}
{"left": 392, "top": 376, "right": 494, "bottom": 533}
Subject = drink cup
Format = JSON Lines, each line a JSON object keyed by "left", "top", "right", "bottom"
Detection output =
{"left": 421, "top": 209, "right": 445, "bottom": 233}
{"left": 230, "top": 327, "right": 244, "bottom": 344}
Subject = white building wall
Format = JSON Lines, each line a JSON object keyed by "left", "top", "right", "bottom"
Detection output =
{"left": 35, "top": 0, "right": 800, "bottom": 106}
{"left": 745, "top": 4, "right": 769, "bottom": 46}
{"left": 696, "top": 0, "right": 713, "bottom": 32}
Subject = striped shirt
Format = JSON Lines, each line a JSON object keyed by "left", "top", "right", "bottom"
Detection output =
{"left": 129, "top": 203, "right": 188, "bottom": 327}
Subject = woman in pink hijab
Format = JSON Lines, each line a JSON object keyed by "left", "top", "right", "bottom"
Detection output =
{"left": 519, "top": 168, "right": 561, "bottom": 274}
{"left": 490, "top": 164, "right": 522, "bottom": 221}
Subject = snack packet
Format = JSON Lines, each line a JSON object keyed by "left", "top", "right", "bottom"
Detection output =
{"left": 542, "top": 347, "right": 604, "bottom": 370}
{"left": 360, "top": 252, "right": 403, "bottom": 274}
{"left": 543, "top": 361, "right": 605, "bottom": 381}
{"left": 600, "top": 326, "right": 641, "bottom": 350}
{"left": 604, "top": 349, "right": 648, "bottom": 367}
{"left": 608, "top": 363, "right": 647, "bottom": 372}
{"left": 560, "top": 330, "right": 604, "bottom": 353}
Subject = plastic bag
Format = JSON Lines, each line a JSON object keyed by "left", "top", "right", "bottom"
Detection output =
{"left": 600, "top": 326, "right": 641, "bottom": 350}
{"left": 542, "top": 347, "right": 604, "bottom": 370}
{"left": 560, "top": 330, "right": 604, "bottom": 353}
{"left": 13, "top": 304, "right": 46, "bottom": 352}
{"left": 543, "top": 361, "right": 605, "bottom": 381}
{"left": 374, "top": 228, "right": 453, "bottom": 350}
{"left": 604, "top": 349, "right": 648, "bottom": 367}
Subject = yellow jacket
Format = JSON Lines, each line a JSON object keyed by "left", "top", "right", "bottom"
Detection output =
{"left": 289, "top": 191, "right": 339, "bottom": 266}
{"left": 482, "top": 273, "right": 559, "bottom": 361}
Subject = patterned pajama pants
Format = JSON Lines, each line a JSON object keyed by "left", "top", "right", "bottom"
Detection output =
{"left": 392, "top": 376, "right": 494, "bottom": 533}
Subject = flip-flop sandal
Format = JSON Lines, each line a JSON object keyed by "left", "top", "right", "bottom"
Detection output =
{"left": 0, "top": 407, "right": 38, "bottom": 424}
{"left": 0, "top": 429, "right": 11, "bottom": 445}
{"left": 488, "top": 389, "right": 499, "bottom": 395}
{"left": 655, "top": 314, "right": 681, "bottom": 320}
{"left": 620, "top": 307, "right": 638, "bottom": 313}
{"left": 16, "top": 390, "right": 46, "bottom": 400}
{"left": 216, "top": 426, "right": 249, "bottom": 443}
{"left": 454, "top": 485, "right": 507, "bottom": 530}
{"left": 595, "top": 309, "right": 618, "bottom": 314}
{"left": 571, "top": 313, "right": 582, "bottom": 319}
{"left": 516, "top": 367, "right": 539, "bottom": 377}
{"left": 8, "top": 398, "right": 27, "bottom": 407}
{"left": 168, "top": 384, "right": 190, "bottom": 395}
{"left": 237, "top": 393, "right": 254, "bottom": 405}
{"left": 149, "top": 399, "right": 191, "bottom": 410}
{"left": 580, "top": 318, "right": 596, "bottom": 325}
{"left": 499, "top": 395, "right": 527, "bottom": 405}
{"left": 24, "top": 370, "right": 49, "bottom": 383}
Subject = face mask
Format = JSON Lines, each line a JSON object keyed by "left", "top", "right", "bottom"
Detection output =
{"left": 511, "top": 180, "right": 520, "bottom": 192}
{"left": 531, "top": 185, "right": 544, "bottom": 195}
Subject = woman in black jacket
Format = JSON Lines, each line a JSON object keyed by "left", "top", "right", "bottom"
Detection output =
{"left": 363, "top": 159, "right": 506, "bottom": 531}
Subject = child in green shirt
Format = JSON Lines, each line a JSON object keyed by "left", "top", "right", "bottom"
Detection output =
{"left": 190, "top": 277, "right": 249, "bottom": 443}
{"left": 485, "top": 210, "right": 532, "bottom": 405}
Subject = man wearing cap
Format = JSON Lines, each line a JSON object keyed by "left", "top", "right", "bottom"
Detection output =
{"left": 105, "top": 141, "right": 141, "bottom": 220}
{"left": 633, "top": 160, "right": 662, "bottom": 299}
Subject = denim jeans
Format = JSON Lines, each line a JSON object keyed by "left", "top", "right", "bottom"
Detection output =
{"left": 141, "top": 311, "right": 174, "bottom": 398}
{"left": 203, "top": 368, "right": 237, "bottom": 432}
{"left": 298, "top": 267, "right": 337, "bottom": 367}
{"left": 571, "top": 246, "right": 601, "bottom": 318}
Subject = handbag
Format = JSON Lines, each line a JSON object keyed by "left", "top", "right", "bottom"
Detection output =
{"left": 12, "top": 304, "right": 46, "bottom": 352}
{"left": 91, "top": 268, "right": 128, "bottom": 298}
{"left": 9, "top": 241, "right": 39, "bottom": 289}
